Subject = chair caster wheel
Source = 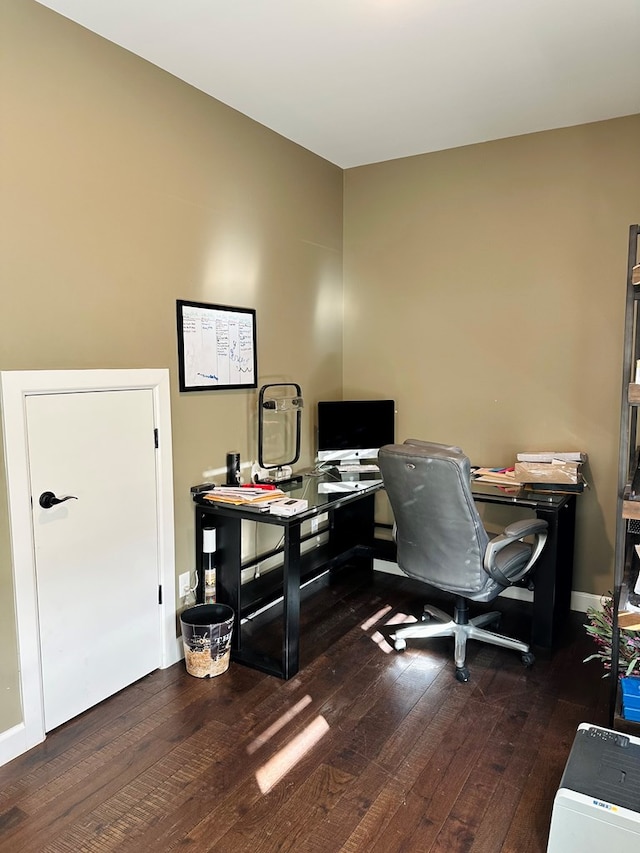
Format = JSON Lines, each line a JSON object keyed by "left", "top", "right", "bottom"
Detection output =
{"left": 393, "top": 637, "right": 407, "bottom": 652}
{"left": 455, "top": 666, "right": 470, "bottom": 683}
{"left": 522, "top": 652, "right": 535, "bottom": 668}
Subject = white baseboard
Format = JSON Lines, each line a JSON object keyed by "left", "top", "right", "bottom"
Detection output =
{"left": 499, "top": 587, "right": 601, "bottom": 613}
{"left": 567, "top": 590, "right": 603, "bottom": 614}
{"left": 171, "top": 636, "right": 185, "bottom": 664}
{"left": 0, "top": 722, "right": 44, "bottom": 769}
{"left": 373, "top": 560, "right": 601, "bottom": 614}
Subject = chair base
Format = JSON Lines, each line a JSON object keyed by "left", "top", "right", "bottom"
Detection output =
{"left": 390, "top": 598, "right": 534, "bottom": 680}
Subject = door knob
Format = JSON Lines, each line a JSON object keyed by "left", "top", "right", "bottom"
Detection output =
{"left": 38, "top": 491, "right": 78, "bottom": 509}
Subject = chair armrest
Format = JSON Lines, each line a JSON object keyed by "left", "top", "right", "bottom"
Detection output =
{"left": 503, "top": 518, "right": 548, "bottom": 540}
{"left": 484, "top": 518, "right": 548, "bottom": 586}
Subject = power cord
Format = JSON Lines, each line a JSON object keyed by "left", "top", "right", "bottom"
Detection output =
{"left": 178, "top": 569, "right": 198, "bottom": 607}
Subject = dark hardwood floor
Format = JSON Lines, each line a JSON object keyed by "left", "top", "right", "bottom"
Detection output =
{"left": 0, "top": 569, "right": 609, "bottom": 853}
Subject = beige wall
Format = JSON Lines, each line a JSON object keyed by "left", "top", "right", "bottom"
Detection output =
{"left": 0, "top": 1, "right": 343, "bottom": 732}
{"left": 2, "top": 0, "right": 638, "bottom": 742}
{"left": 343, "top": 114, "right": 640, "bottom": 595}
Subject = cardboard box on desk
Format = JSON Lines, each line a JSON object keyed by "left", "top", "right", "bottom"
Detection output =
{"left": 514, "top": 460, "right": 582, "bottom": 484}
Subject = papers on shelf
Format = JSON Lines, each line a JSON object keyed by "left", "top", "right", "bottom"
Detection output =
{"left": 514, "top": 459, "right": 582, "bottom": 485}
{"left": 619, "top": 611, "right": 640, "bottom": 628}
{"left": 513, "top": 452, "right": 587, "bottom": 493}
{"left": 200, "top": 486, "right": 286, "bottom": 507}
{"left": 471, "top": 467, "right": 521, "bottom": 486}
{"left": 472, "top": 463, "right": 587, "bottom": 494}
{"left": 516, "top": 451, "right": 587, "bottom": 463}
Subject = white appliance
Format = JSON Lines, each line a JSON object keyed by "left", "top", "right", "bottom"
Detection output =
{"left": 547, "top": 723, "right": 640, "bottom": 851}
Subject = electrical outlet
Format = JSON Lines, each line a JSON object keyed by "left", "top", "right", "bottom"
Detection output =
{"left": 311, "top": 513, "right": 328, "bottom": 536}
{"left": 178, "top": 571, "right": 191, "bottom": 598}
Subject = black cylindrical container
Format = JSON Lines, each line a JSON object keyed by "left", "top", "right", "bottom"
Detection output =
{"left": 226, "top": 451, "right": 241, "bottom": 485}
{"left": 180, "top": 603, "right": 234, "bottom": 678}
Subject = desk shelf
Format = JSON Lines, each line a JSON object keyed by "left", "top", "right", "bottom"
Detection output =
{"left": 612, "top": 224, "right": 640, "bottom": 729}
{"left": 622, "top": 499, "right": 640, "bottom": 521}
{"left": 234, "top": 540, "right": 372, "bottom": 622}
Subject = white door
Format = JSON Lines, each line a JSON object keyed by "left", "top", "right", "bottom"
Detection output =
{"left": 26, "top": 389, "right": 161, "bottom": 731}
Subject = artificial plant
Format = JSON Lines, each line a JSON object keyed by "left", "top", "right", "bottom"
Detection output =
{"left": 584, "top": 594, "right": 640, "bottom": 677}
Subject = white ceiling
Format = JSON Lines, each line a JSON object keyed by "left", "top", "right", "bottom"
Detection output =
{"left": 36, "top": 0, "right": 640, "bottom": 169}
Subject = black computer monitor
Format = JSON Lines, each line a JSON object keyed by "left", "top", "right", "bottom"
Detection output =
{"left": 316, "top": 399, "right": 395, "bottom": 464}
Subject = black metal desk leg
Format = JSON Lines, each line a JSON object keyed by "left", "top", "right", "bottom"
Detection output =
{"left": 282, "top": 521, "right": 301, "bottom": 679}
{"left": 331, "top": 493, "right": 376, "bottom": 558}
{"left": 530, "top": 496, "right": 576, "bottom": 649}
{"left": 211, "top": 513, "right": 243, "bottom": 654}
{"left": 552, "top": 497, "right": 576, "bottom": 637}
{"left": 530, "top": 507, "right": 557, "bottom": 649}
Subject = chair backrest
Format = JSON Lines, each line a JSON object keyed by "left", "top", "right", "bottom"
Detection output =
{"left": 378, "top": 440, "right": 501, "bottom": 600}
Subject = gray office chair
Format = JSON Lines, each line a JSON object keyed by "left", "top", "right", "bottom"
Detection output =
{"left": 378, "top": 440, "right": 548, "bottom": 682}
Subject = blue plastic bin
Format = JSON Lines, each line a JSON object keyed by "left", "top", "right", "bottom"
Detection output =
{"left": 621, "top": 675, "right": 640, "bottom": 722}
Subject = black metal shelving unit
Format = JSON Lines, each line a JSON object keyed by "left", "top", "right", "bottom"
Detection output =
{"left": 611, "top": 223, "right": 640, "bottom": 732}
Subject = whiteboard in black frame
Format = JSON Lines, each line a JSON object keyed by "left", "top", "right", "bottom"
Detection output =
{"left": 176, "top": 299, "right": 258, "bottom": 392}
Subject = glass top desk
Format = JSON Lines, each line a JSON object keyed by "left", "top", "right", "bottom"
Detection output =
{"left": 193, "top": 471, "right": 385, "bottom": 679}
{"left": 193, "top": 472, "right": 576, "bottom": 679}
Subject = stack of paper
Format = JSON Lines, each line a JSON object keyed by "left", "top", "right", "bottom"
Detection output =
{"left": 514, "top": 452, "right": 587, "bottom": 493}
{"left": 516, "top": 452, "right": 587, "bottom": 463}
{"left": 201, "top": 486, "right": 286, "bottom": 507}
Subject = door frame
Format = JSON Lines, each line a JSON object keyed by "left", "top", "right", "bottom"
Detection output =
{"left": 0, "top": 369, "right": 178, "bottom": 765}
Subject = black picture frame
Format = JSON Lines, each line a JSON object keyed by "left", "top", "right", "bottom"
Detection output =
{"left": 176, "top": 299, "right": 257, "bottom": 392}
